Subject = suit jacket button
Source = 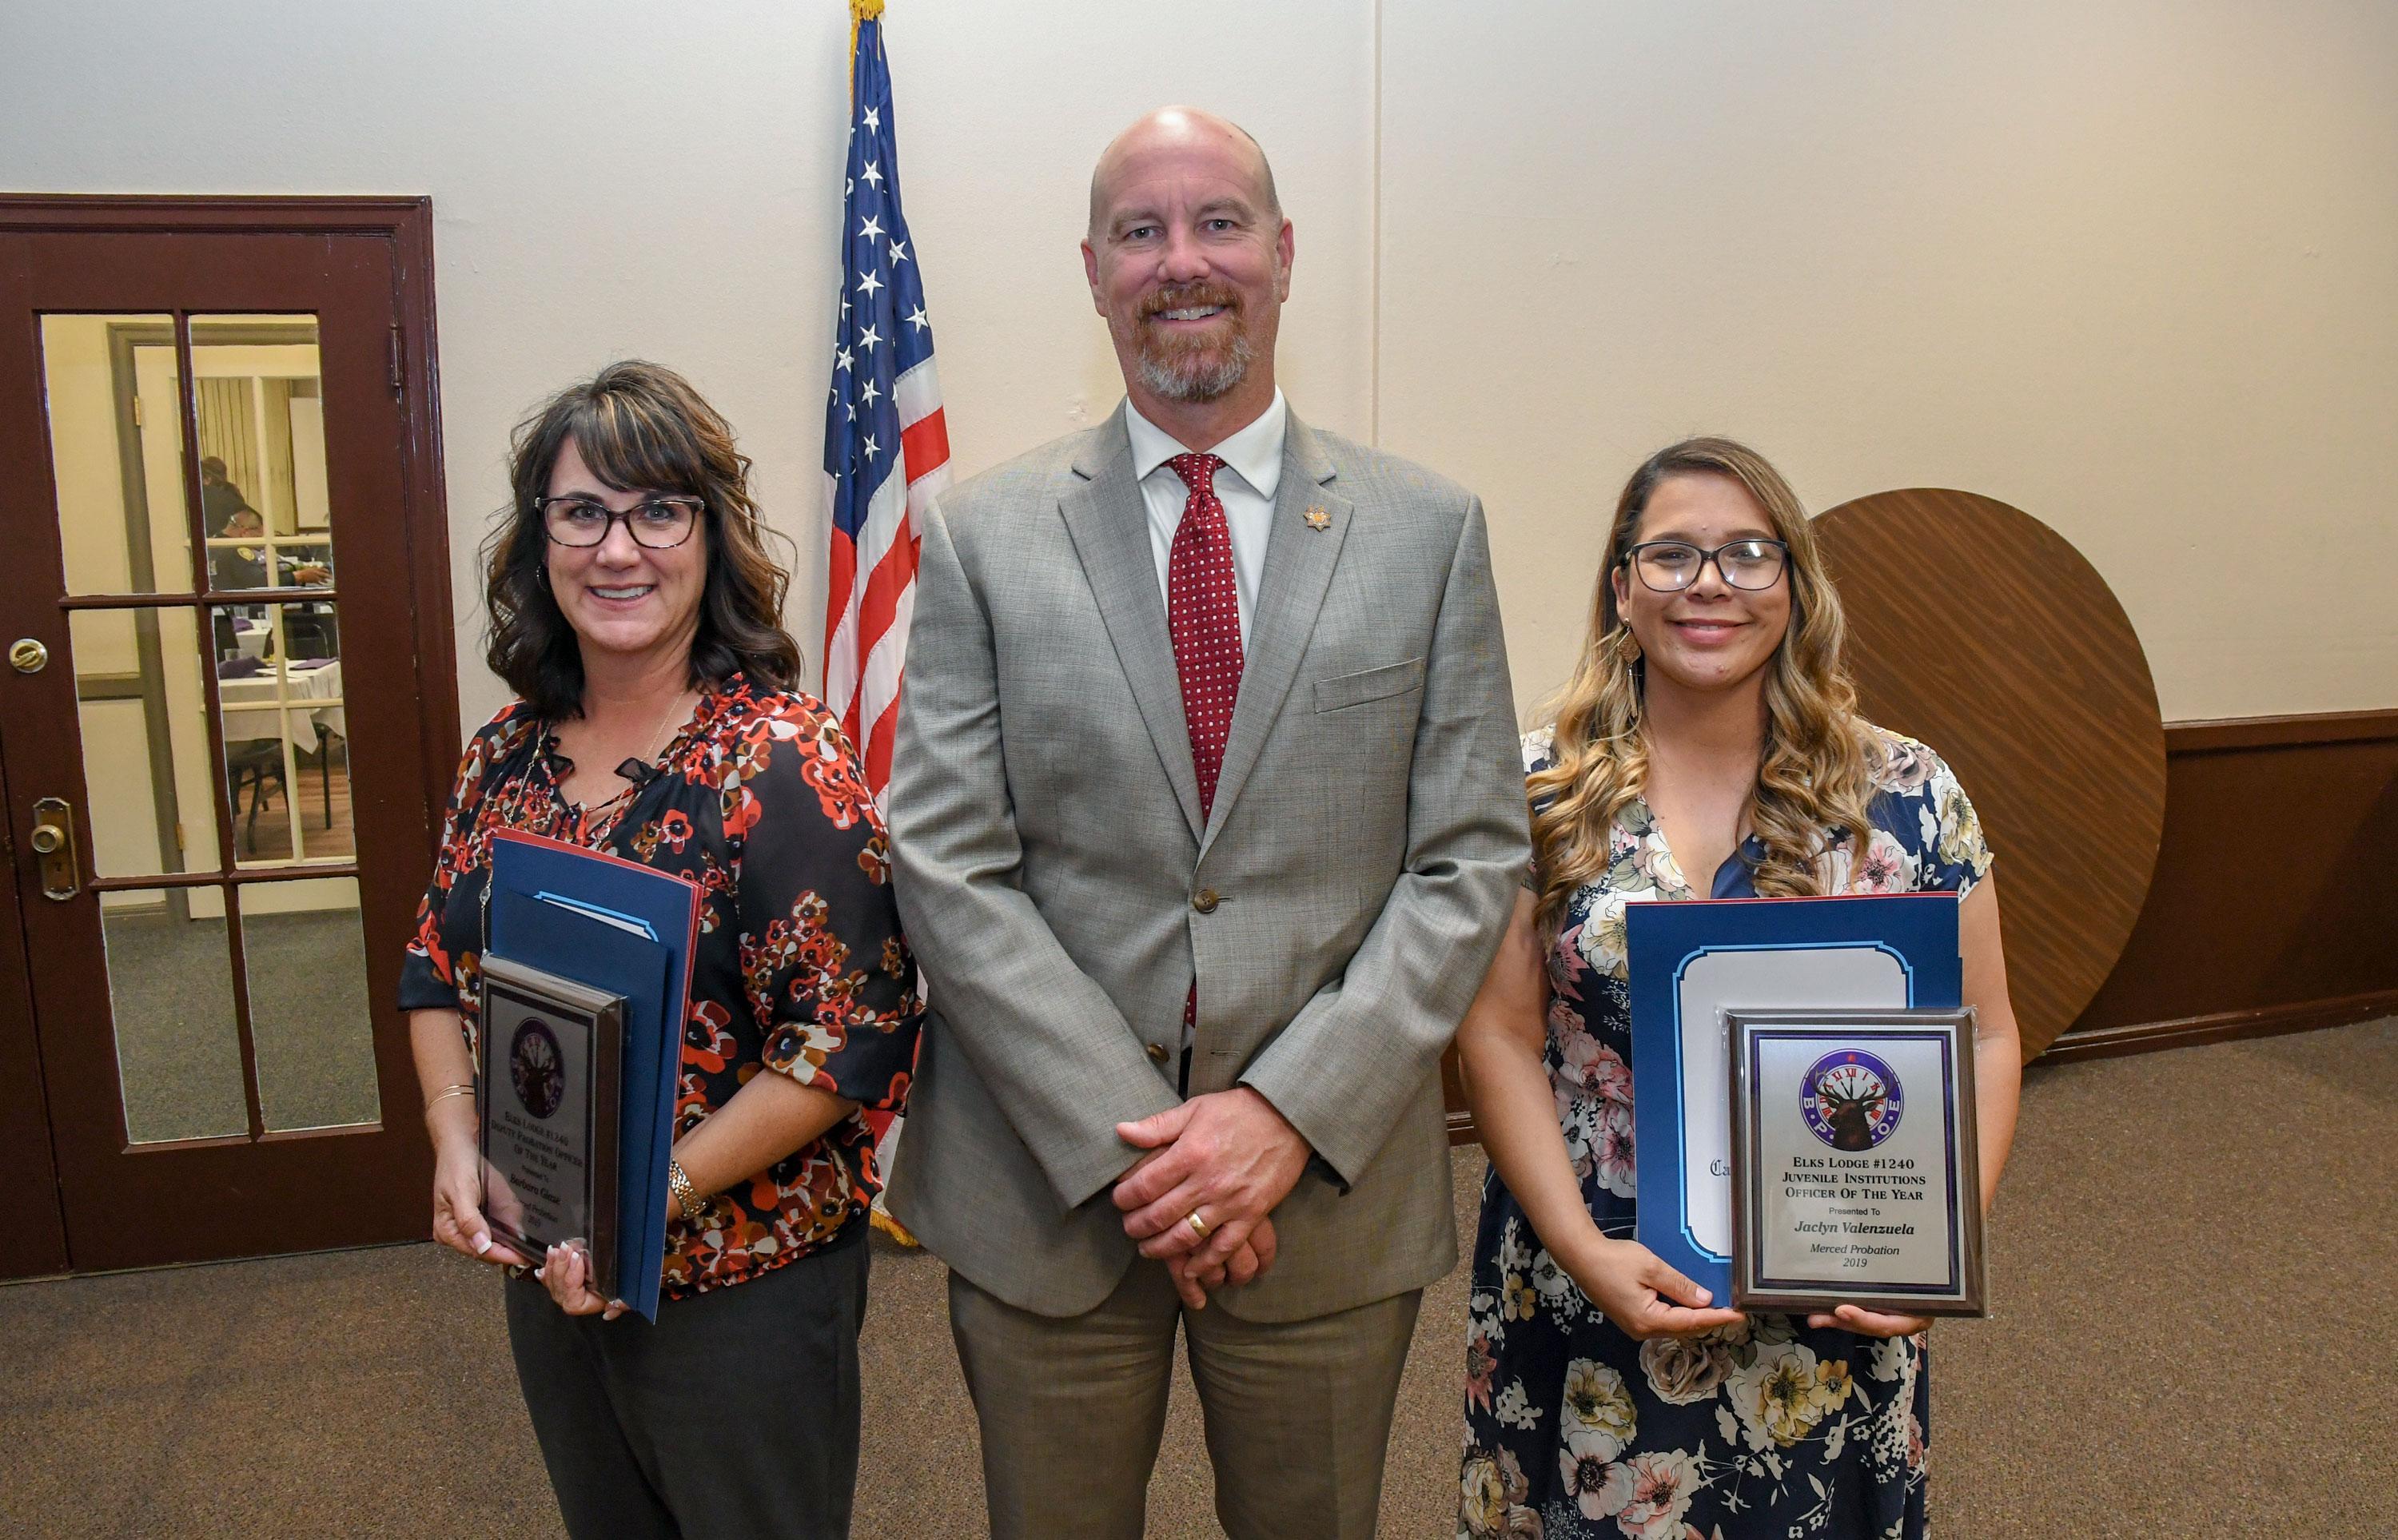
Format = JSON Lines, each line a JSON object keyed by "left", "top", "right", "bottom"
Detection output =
{"left": 1147, "top": 1042, "right": 1170, "bottom": 1064}
{"left": 1193, "top": 889, "right": 1220, "bottom": 913}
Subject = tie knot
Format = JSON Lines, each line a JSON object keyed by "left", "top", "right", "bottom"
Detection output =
{"left": 1167, "top": 452, "right": 1225, "bottom": 499}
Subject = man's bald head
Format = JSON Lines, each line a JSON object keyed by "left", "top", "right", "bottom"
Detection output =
{"left": 1081, "top": 105, "right": 1295, "bottom": 423}
{"left": 1087, "top": 106, "right": 1281, "bottom": 241}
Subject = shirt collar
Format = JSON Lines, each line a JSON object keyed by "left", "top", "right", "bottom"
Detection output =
{"left": 1123, "top": 388, "right": 1287, "bottom": 503}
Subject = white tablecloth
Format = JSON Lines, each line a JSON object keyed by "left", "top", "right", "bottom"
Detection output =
{"left": 220, "top": 659, "right": 345, "bottom": 753}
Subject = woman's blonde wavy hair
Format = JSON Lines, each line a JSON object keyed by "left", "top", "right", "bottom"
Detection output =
{"left": 1528, "top": 437, "right": 1880, "bottom": 932}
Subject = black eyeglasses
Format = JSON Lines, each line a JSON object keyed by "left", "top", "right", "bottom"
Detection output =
{"left": 538, "top": 495, "right": 703, "bottom": 550}
{"left": 1621, "top": 538, "right": 1791, "bottom": 593}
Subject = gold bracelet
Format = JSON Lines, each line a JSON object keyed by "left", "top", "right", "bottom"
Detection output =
{"left": 667, "top": 1158, "right": 699, "bottom": 1221}
{"left": 423, "top": 1083, "right": 476, "bottom": 1114}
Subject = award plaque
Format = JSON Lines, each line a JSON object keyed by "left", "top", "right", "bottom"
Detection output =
{"left": 478, "top": 953, "right": 626, "bottom": 1297}
{"left": 1726, "top": 1009, "right": 1987, "bottom": 1317}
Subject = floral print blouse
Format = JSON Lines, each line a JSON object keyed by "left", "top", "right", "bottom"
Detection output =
{"left": 399, "top": 674, "right": 921, "bottom": 1299}
{"left": 1461, "top": 722, "right": 1992, "bottom": 1540}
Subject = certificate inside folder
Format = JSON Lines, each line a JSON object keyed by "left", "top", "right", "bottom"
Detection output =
{"left": 488, "top": 831, "right": 700, "bottom": 1322}
{"left": 1624, "top": 893, "right": 1961, "bottom": 1307}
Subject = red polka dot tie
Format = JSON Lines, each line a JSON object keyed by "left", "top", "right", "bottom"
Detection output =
{"left": 1167, "top": 453, "right": 1241, "bottom": 1056}
{"left": 1165, "top": 452, "right": 1244, "bottom": 820}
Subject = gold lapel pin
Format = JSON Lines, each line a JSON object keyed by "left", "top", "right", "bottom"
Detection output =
{"left": 1303, "top": 505, "right": 1331, "bottom": 531}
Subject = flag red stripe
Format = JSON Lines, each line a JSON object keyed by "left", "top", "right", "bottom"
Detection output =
{"left": 863, "top": 694, "right": 899, "bottom": 794}
{"left": 899, "top": 408, "right": 950, "bottom": 486}
{"left": 854, "top": 514, "right": 917, "bottom": 669}
{"left": 823, "top": 525, "right": 859, "bottom": 721}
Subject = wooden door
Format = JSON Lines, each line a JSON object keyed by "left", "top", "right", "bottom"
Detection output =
{"left": 0, "top": 199, "right": 456, "bottom": 1275}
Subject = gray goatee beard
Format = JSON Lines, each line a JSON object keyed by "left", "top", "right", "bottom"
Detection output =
{"left": 1137, "top": 331, "right": 1253, "bottom": 403}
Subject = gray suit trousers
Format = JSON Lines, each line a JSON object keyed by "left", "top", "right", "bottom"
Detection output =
{"left": 950, "top": 1264, "right": 1421, "bottom": 1539}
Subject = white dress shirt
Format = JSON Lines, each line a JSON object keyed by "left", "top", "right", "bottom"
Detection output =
{"left": 1122, "top": 389, "right": 1286, "bottom": 647}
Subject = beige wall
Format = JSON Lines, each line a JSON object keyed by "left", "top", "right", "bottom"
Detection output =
{"left": 6, "top": 0, "right": 2392, "bottom": 730}
{"left": 1378, "top": 0, "right": 2398, "bottom": 720}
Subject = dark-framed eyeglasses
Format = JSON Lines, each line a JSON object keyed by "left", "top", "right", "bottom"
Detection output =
{"left": 1621, "top": 538, "right": 1791, "bottom": 593}
{"left": 538, "top": 495, "right": 703, "bottom": 550}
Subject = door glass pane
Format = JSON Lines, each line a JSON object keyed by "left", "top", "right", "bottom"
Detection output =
{"left": 68, "top": 608, "right": 225, "bottom": 878}
{"left": 213, "top": 601, "right": 349, "bottom": 866}
{"left": 105, "top": 886, "right": 248, "bottom": 1144}
{"left": 189, "top": 315, "right": 334, "bottom": 591}
{"left": 241, "top": 878, "right": 380, "bottom": 1132}
{"left": 40, "top": 314, "right": 198, "bottom": 595}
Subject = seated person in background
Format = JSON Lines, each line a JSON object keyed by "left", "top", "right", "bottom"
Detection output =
{"left": 209, "top": 507, "right": 330, "bottom": 590}
{"left": 199, "top": 455, "right": 253, "bottom": 536}
{"left": 1455, "top": 436, "right": 2024, "bottom": 1539}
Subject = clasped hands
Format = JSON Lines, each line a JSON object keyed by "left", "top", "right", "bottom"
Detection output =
{"left": 1113, "top": 1086, "right": 1311, "bottom": 1310}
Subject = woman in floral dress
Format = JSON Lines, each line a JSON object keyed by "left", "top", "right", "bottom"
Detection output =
{"left": 1456, "top": 438, "right": 2023, "bottom": 1539}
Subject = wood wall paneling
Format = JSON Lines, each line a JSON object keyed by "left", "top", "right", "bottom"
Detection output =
{"left": 2049, "top": 710, "right": 2398, "bottom": 1059}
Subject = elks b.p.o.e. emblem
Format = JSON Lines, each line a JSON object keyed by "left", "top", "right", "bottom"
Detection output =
{"left": 1802, "top": 1049, "right": 1903, "bottom": 1153}
{"left": 1303, "top": 505, "right": 1331, "bottom": 531}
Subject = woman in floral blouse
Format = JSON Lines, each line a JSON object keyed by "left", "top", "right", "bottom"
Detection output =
{"left": 400, "top": 362, "right": 918, "bottom": 1539}
{"left": 1455, "top": 438, "right": 2022, "bottom": 1539}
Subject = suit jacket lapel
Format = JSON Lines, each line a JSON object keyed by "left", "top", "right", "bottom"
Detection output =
{"left": 1057, "top": 408, "right": 1205, "bottom": 839}
{"left": 1205, "top": 414, "right": 1349, "bottom": 852}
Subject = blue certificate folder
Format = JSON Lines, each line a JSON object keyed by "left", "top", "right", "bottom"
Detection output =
{"left": 1625, "top": 893, "right": 1962, "bottom": 1307}
{"left": 488, "top": 831, "right": 700, "bottom": 1322}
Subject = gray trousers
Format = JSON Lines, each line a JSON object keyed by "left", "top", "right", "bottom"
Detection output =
{"left": 950, "top": 1262, "right": 1422, "bottom": 1539}
{"left": 504, "top": 1226, "right": 868, "bottom": 1540}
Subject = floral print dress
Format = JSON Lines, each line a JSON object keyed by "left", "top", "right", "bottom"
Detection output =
{"left": 1461, "top": 724, "right": 1993, "bottom": 1540}
{"left": 399, "top": 674, "right": 921, "bottom": 1300}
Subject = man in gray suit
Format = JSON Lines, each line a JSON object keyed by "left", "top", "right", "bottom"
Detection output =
{"left": 886, "top": 106, "right": 1527, "bottom": 1538}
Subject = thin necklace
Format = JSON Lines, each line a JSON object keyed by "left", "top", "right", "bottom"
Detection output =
{"left": 624, "top": 686, "right": 694, "bottom": 778}
{"left": 562, "top": 686, "right": 694, "bottom": 818}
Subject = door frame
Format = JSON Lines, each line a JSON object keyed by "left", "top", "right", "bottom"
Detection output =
{"left": 0, "top": 196, "right": 457, "bottom": 1277}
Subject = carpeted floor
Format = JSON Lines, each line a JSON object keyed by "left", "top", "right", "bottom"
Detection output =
{"left": 4, "top": 1018, "right": 2393, "bottom": 1537}
{"left": 102, "top": 901, "right": 380, "bottom": 1142}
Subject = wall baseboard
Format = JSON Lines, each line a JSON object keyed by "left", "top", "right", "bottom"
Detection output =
{"left": 2035, "top": 989, "right": 2398, "bottom": 1064}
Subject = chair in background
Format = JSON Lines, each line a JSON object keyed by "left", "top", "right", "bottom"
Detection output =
{"left": 284, "top": 608, "right": 339, "bottom": 661}
{"left": 224, "top": 739, "right": 288, "bottom": 854}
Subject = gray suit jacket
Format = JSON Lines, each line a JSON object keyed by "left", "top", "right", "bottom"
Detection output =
{"left": 884, "top": 405, "right": 1527, "bottom": 1323}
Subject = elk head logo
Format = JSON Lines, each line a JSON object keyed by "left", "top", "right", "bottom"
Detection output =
{"left": 1812, "top": 1071, "right": 1886, "bottom": 1152}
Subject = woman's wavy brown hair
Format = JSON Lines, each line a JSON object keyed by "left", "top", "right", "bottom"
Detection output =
{"left": 1528, "top": 437, "right": 1880, "bottom": 931}
{"left": 484, "top": 360, "right": 803, "bottom": 719}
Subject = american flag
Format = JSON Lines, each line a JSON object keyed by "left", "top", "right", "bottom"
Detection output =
{"left": 823, "top": 9, "right": 948, "bottom": 808}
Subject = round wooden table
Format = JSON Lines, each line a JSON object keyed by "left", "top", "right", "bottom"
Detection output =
{"left": 1812, "top": 489, "right": 2167, "bottom": 1059}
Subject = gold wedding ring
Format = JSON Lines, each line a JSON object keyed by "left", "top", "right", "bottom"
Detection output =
{"left": 1185, "top": 1210, "right": 1212, "bottom": 1241}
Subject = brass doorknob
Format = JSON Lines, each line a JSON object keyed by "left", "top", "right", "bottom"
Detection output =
{"left": 8, "top": 639, "right": 47, "bottom": 674}
{"left": 30, "top": 797, "right": 78, "bottom": 901}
